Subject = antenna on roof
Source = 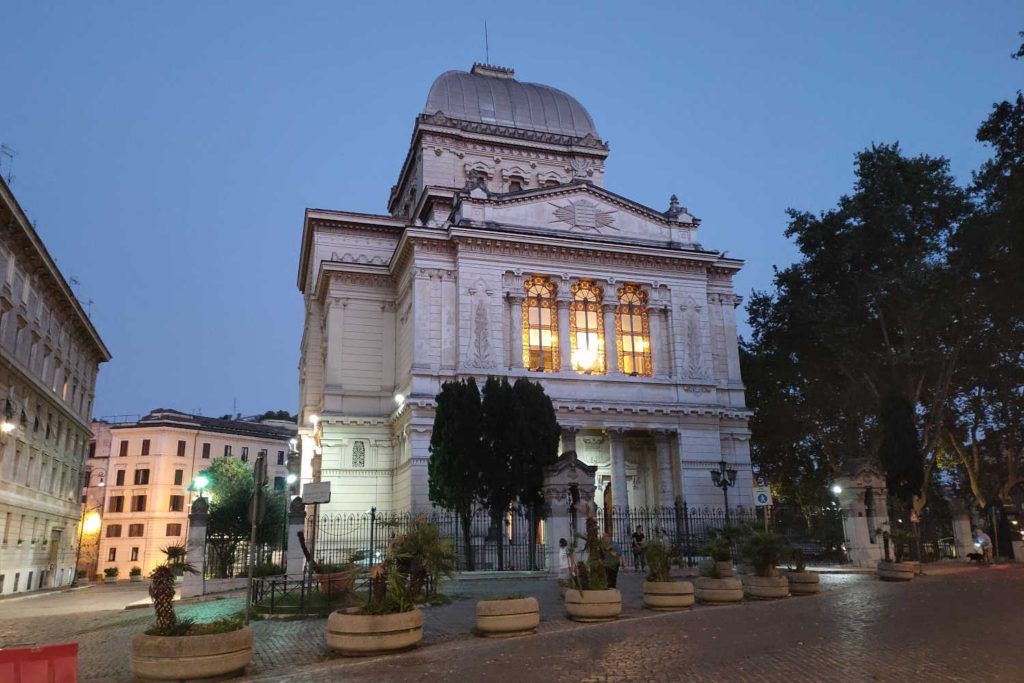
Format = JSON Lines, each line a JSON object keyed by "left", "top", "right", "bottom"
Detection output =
{"left": 484, "top": 20, "right": 490, "bottom": 64}
{"left": 0, "top": 144, "right": 16, "bottom": 185}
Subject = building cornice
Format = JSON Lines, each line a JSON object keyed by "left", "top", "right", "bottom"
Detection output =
{"left": 297, "top": 209, "right": 404, "bottom": 293}
{"left": 0, "top": 177, "right": 111, "bottom": 362}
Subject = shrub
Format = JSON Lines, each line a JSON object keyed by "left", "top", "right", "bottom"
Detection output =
{"left": 104, "top": 567, "right": 119, "bottom": 578}
{"left": 251, "top": 563, "right": 285, "bottom": 578}
{"left": 739, "top": 530, "right": 790, "bottom": 578}
{"left": 130, "top": 566, "right": 143, "bottom": 577}
{"left": 361, "top": 519, "right": 456, "bottom": 615}
{"left": 568, "top": 517, "right": 611, "bottom": 591}
{"left": 76, "top": 569, "right": 87, "bottom": 579}
{"left": 644, "top": 539, "right": 678, "bottom": 583}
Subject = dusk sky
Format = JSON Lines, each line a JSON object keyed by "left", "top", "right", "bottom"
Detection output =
{"left": 2, "top": 1, "right": 1020, "bottom": 419}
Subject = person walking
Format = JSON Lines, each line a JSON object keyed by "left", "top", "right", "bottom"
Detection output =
{"left": 631, "top": 525, "right": 647, "bottom": 573}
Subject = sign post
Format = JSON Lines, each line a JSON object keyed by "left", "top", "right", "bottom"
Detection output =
{"left": 753, "top": 485, "right": 773, "bottom": 532}
{"left": 301, "top": 482, "right": 331, "bottom": 576}
{"left": 244, "top": 453, "right": 268, "bottom": 625}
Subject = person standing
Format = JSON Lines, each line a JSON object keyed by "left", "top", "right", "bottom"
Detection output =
{"left": 558, "top": 538, "right": 572, "bottom": 579}
{"left": 631, "top": 526, "right": 647, "bottom": 572}
{"left": 974, "top": 528, "right": 993, "bottom": 564}
{"left": 604, "top": 533, "right": 623, "bottom": 587}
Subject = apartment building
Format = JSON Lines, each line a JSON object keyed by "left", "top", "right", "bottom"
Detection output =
{"left": 0, "top": 177, "right": 111, "bottom": 595}
{"left": 85, "top": 409, "right": 296, "bottom": 579}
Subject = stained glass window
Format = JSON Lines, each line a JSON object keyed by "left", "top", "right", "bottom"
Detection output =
{"left": 617, "top": 284, "right": 652, "bottom": 376}
{"left": 570, "top": 280, "right": 605, "bottom": 374}
{"left": 522, "top": 277, "right": 559, "bottom": 372}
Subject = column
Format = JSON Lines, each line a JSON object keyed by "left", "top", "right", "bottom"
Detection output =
{"left": 654, "top": 431, "right": 673, "bottom": 507}
{"left": 181, "top": 498, "right": 208, "bottom": 598}
{"left": 602, "top": 303, "right": 619, "bottom": 375}
{"left": 661, "top": 307, "right": 676, "bottom": 378}
{"left": 560, "top": 426, "right": 579, "bottom": 455}
{"left": 675, "top": 430, "right": 687, "bottom": 502}
{"left": 608, "top": 429, "right": 628, "bottom": 510}
{"left": 648, "top": 307, "right": 664, "bottom": 377}
{"left": 557, "top": 297, "right": 571, "bottom": 372}
{"left": 721, "top": 294, "right": 742, "bottom": 383}
{"left": 285, "top": 496, "right": 308, "bottom": 579}
{"left": 508, "top": 293, "right": 524, "bottom": 370}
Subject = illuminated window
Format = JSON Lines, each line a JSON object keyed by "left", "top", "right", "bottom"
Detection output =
{"left": 570, "top": 280, "right": 605, "bottom": 374}
{"left": 522, "top": 277, "right": 559, "bottom": 372}
{"left": 616, "top": 284, "right": 652, "bottom": 376}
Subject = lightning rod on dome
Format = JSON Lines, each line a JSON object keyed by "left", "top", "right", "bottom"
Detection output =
{"left": 484, "top": 20, "right": 490, "bottom": 64}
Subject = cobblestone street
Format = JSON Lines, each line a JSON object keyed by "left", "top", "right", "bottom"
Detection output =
{"left": 0, "top": 566, "right": 1020, "bottom": 681}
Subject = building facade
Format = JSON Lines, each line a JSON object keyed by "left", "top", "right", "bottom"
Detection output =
{"left": 82, "top": 409, "right": 296, "bottom": 580}
{"left": 0, "top": 177, "right": 110, "bottom": 595}
{"left": 297, "top": 65, "right": 753, "bottom": 514}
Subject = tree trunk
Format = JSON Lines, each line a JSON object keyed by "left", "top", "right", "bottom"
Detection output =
{"left": 527, "top": 505, "right": 538, "bottom": 571}
{"left": 461, "top": 511, "right": 474, "bottom": 572}
{"left": 493, "top": 512, "right": 505, "bottom": 571}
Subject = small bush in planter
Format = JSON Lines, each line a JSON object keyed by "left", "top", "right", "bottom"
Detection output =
{"left": 739, "top": 530, "right": 791, "bottom": 599}
{"left": 130, "top": 566, "right": 143, "bottom": 577}
{"left": 160, "top": 543, "right": 189, "bottom": 576}
{"left": 642, "top": 540, "right": 693, "bottom": 611}
{"left": 104, "top": 567, "right": 119, "bottom": 578}
{"left": 77, "top": 569, "right": 87, "bottom": 579}
{"left": 562, "top": 517, "right": 622, "bottom": 622}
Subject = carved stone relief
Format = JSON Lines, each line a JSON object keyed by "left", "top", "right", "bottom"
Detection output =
{"left": 465, "top": 280, "right": 495, "bottom": 369}
{"left": 550, "top": 200, "right": 617, "bottom": 233}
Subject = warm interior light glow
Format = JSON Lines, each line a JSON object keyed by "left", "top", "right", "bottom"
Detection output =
{"left": 0, "top": 421, "right": 14, "bottom": 434}
{"left": 572, "top": 347, "right": 600, "bottom": 372}
{"left": 82, "top": 511, "right": 101, "bottom": 534}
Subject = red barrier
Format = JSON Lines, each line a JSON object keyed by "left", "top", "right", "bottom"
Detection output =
{"left": 0, "top": 642, "right": 78, "bottom": 683}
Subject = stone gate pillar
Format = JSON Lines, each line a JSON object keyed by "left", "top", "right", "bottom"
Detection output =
{"left": 543, "top": 451, "right": 597, "bottom": 575}
{"left": 286, "top": 496, "right": 308, "bottom": 579}
{"left": 835, "top": 461, "right": 887, "bottom": 568}
{"left": 182, "top": 497, "right": 208, "bottom": 598}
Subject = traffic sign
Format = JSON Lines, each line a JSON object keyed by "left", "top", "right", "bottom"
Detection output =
{"left": 753, "top": 486, "right": 773, "bottom": 507}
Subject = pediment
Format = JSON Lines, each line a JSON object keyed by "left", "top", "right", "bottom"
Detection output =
{"left": 454, "top": 184, "right": 697, "bottom": 246}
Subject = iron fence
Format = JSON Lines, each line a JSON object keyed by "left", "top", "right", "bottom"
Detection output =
{"left": 593, "top": 503, "right": 848, "bottom": 566}
{"left": 310, "top": 506, "right": 547, "bottom": 572}
{"left": 204, "top": 536, "right": 284, "bottom": 579}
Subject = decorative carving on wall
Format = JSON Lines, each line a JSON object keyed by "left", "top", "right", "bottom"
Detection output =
{"left": 467, "top": 297, "right": 495, "bottom": 369}
{"left": 569, "top": 157, "right": 595, "bottom": 178}
{"left": 550, "top": 200, "right": 617, "bottom": 233}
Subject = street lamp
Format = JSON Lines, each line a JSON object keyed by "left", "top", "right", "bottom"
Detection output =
{"left": 831, "top": 484, "right": 843, "bottom": 496}
{"left": 709, "top": 460, "right": 738, "bottom": 523}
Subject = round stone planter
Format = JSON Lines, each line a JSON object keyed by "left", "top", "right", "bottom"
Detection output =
{"left": 694, "top": 577, "right": 743, "bottom": 604}
{"left": 877, "top": 561, "right": 915, "bottom": 581}
{"left": 326, "top": 608, "right": 424, "bottom": 656}
{"left": 564, "top": 588, "right": 621, "bottom": 622}
{"left": 475, "top": 597, "right": 540, "bottom": 637}
{"left": 783, "top": 570, "right": 821, "bottom": 595}
{"left": 131, "top": 575, "right": 144, "bottom": 583}
{"left": 743, "top": 574, "right": 790, "bottom": 599}
{"left": 131, "top": 626, "right": 253, "bottom": 681}
{"left": 714, "top": 560, "right": 735, "bottom": 577}
{"left": 642, "top": 580, "right": 695, "bottom": 611}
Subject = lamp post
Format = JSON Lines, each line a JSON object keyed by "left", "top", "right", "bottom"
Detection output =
{"left": 709, "top": 460, "right": 738, "bottom": 524}
{"left": 73, "top": 492, "right": 104, "bottom": 587}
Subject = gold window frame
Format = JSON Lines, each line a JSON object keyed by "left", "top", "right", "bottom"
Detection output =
{"left": 569, "top": 280, "right": 605, "bottom": 374}
{"left": 522, "top": 277, "right": 559, "bottom": 372}
{"left": 616, "top": 284, "right": 652, "bottom": 377}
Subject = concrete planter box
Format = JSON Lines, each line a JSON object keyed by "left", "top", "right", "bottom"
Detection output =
{"left": 131, "top": 626, "right": 252, "bottom": 681}
{"left": 877, "top": 561, "right": 915, "bottom": 581}
{"left": 103, "top": 576, "right": 118, "bottom": 584}
{"left": 475, "top": 597, "right": 540, "bottom": 637}
{"left": 131, "top": 575, "right": 144, "bottom": 583}
{"left": 564, "top": 588, "right": 621, "bottom": 622}
{"left": 642, "top": 580, "right": 694, "bottom": 611}
{"left": 783, "top": 570, "right": 821, "bottom": 595}
{"left": 743, "top": 574, "right": 790, "bottom": 599}
{"left": 326, "top": 608, "right": 423, "bottom": 656}
{"left": 694, "top": 577, "right": 743, "bottom": 604}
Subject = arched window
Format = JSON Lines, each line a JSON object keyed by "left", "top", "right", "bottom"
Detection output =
{"left": 570, "top": 280, "right": 604, "bottom": 374}
{"left": 616, "top": 284, "right": 652, "bottom": 376}
{"left": 522, "top": 277, "right": 559, "bottom": 372}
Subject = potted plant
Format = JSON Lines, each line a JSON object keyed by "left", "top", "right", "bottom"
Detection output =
{"left": 641, "top": 539, "right": 693, "bottom": 611}
{"left": 131, "top": 559, "right": 252, "bottom": 681}
{"left": 563, "top": 517, "right": 622, "bottom": 622}
{"left": 782, "top": 549, "right": 821, "bottom": 595}
{"left": 475, "top": 593, "right": 540, "bottom": 638}
{"left": 314, "top": 553, "right": 363, "bottom": 594}
{"left": 130, "top": 566, "right": 144, "bottom": 582}
{"left": 326, "top": 518, "right": 456, "bottom": 656}
{"left": 103, "top": 567, "right": 119, "bottom": 583}
{"left": 877, "top": 528, "right": 915, "bottom": 581}
{"left": 694, "top": 533, "right": 742, "bottom": 604}
{"left": 16, "top": 538, "right": 23, "bottom": 546}
{"left": 76, "top": 569, "right": 90, "bottom": 584}
{"left": 739, "top": 530, "right": 790, "bottom": 599}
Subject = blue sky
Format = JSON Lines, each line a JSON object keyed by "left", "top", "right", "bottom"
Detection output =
{"left": 1, "top": 1, "right": 1020, "bottom": 418}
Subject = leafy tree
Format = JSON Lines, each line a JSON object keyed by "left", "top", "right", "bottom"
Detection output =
{"left": 878, "top": 389, "right": 925, "bottom": 505}
{"left": 204, "top": 457, "right": 285, "bottom": 577}
{"left": 258, "top": 409, "right": 297, "bottom": 422}
{"left": 745, "top": 143, "right": 971, "bottom": 512}
{"left": 427, "top": 378, "right": 483, "bottom": 570}
{"left": 511, "top": 378, "right": 560, "bottom": 569}
{"left": 480, "top": 376, "right": 519, "bottom": 570}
